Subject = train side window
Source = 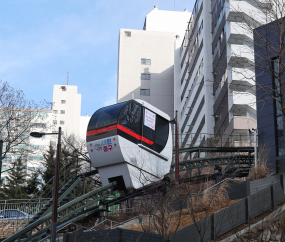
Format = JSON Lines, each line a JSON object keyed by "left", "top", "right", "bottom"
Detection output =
{"left": 154, "top": 116, "right": 169, "bottom": 153}
{"left": 118, "top": 101, "right": 142, "bottom": 135}
{"left": 143, "top": 109, "right": 156, "bottom": 142}
{"left": 143, "top": 126, "right": 155, "bottom": 142}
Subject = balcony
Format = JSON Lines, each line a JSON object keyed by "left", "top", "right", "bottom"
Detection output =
{"left": 226, "top": 116, "right": 256, "bottom": 134}
{"left": 229, "top": 91, "right": 256, "bottom": 112}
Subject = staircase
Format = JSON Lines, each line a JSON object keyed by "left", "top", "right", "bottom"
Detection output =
{"left": 215, "top": 150, "right": 253, "bottom": 183}
{"left": 25, "top": 176, "right": 81, "bottom": 226}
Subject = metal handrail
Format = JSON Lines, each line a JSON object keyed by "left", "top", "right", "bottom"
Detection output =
{"left": 22, "top": 156, "right": 78, "bottom": 208}
{"left": 87, "top": 219, "right": 120, "bottom": 231}
{"left": 105, "top": 216, "right": 141, "bottom": 230}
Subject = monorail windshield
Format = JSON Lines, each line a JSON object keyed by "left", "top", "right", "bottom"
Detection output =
{"left": 87, "top": 101, "right": 127, "bottom": 131}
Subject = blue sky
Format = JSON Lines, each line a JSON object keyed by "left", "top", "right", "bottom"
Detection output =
{"left": 0, "top": 0, "right": 195, "bottom": 116}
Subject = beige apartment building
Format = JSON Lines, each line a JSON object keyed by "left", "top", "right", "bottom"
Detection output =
{"left": 117, "top": 6, "right": 191, "bottom": 119}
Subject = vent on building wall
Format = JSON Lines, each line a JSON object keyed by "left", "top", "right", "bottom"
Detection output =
{"left": 125, "top": 31, "right": 131, "bottom": 37}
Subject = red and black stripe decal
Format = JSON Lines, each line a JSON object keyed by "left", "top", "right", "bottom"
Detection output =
{"left": 87, "top": 124, "right": 154, "bottom": 145}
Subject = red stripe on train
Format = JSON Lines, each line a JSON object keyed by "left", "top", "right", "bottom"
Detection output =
{"left": 86, "top": 124, "right": 154, "bottom": 145}
{"left": 86, "top": 125, "right": 117, "bottom": 136}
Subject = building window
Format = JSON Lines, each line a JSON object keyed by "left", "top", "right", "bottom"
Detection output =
{"left": 141, "top": 74, "right": 151, "bottom": 80}
{"left": 273, "top": 59, "right": 284, "bottom": 156}
{"left": 34, "top": 156, "right": 43, "bottom": 161}
{"left": 140, "top": 89, "right": 150, "bottom": 96}
{"left": 125, "top": 31, "right": 131, "bottom": 37}
{"left": 60, "top": 121, "right": 65, "bottom": 125}
{"left": 61, "top": 86, "right": 66, "bottom": 91}
{"left": 53, "top": 110, "right": 58, "bottom": 114}
{"left": 60, "top": 110, "right": 65, "bottom": 114}
{"left": 53, "top": 120, "right": 57, "bottom": 124}
{"left": 61, "top": 100, "right": 66, "bottom": 104}
{"left": 141, "top": 59, "right": 151, "bottom": 65}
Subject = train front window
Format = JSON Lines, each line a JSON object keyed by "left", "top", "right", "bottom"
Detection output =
{"left": 118, "top": 101, "right": 142, "bottom": 135}
{"left": 88, "top": 102, "right": 127, "bottom": 131}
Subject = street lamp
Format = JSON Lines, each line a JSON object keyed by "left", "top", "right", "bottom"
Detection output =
{"left": 30, "top": 127, "right": 61, "bottom": 242}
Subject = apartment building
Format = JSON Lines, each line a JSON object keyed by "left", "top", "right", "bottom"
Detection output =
{"left": 52, "top": 85, "right": 81, "bottom": 137}
{"left": 1, "top": 84, "right": 90, "bottom": 184}
{"left": 117, "top": 6, "right": 191, "bottom": 119}
{"left": 1, "top": 109, "right": 53, "bottom": 184}
{"left": 176, "top": 0, "right": 267, "bottom": 149}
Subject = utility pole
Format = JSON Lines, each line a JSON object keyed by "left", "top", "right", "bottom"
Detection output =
{"left": 170, "top": 111, "right": 179, "bottom": 184}
{"left": 175, "top": 112, "right": 179, "bottom": 184}
{"left": 0, "top": 140, "right": 3, "bottom": 184}
{"left": 51, "top": 127, "right": 61, "bottom": 242}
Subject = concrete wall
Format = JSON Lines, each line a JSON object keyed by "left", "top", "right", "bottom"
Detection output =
{"left": 64, "top": 228, "right": 162, "bottom": 242}
{"left": 144, "top": 6, "right": 191, "bottom": 38}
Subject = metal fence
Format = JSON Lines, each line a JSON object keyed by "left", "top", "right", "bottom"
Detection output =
{"left": 0, "top": 198, "right": 49, "bottom": 221}
{"left": 178, "top": 133, "right": 257, "bottom": 149}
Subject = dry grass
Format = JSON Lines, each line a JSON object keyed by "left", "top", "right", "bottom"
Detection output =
{"left": 187, "top": 182, "right": 229, "bottom": 213}
{"left": 125, "top": 182, "right": 233, "bottom": 237}
{"left": 129, "top": 199, "right": 239, "bottom": 234}
{"left": 247, "top": 144, "right": 270, "bottom": 181}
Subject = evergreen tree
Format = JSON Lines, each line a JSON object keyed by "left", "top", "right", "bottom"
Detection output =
{"left": 26, "top": 170, "right": 40, "bottom": 196}
{"left": 41, "top": 143, "right": 80, "bottom": 197}
{"left": 0, "top": 159, "right": 28, "bottom": 199}
{"left": 41, "top": 144, "right": 56, "bottom": 184}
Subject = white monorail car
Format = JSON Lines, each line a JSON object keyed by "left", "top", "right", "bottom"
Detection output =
{"left": 86, "top": 99, "right": 173, "bottom": 189}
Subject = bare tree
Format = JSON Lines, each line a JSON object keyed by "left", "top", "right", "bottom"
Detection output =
{"left": 62, "top": 134, "right": 102, "bottom": 188}
{"left": 0, "top": 80, "right": 49, "bottom": 180}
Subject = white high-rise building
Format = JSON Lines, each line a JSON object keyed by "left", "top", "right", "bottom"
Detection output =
{"left": 52, "top": 85, "right": 81, "bottom": 137}
{"left": 52, "top": 84, "right": 90, "bottom": 139}
{"left": 117, "top": 6, "right": 191, "bottom": 119}
{"left": 175, "top": 0, "right": 267, "bottom": 151}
